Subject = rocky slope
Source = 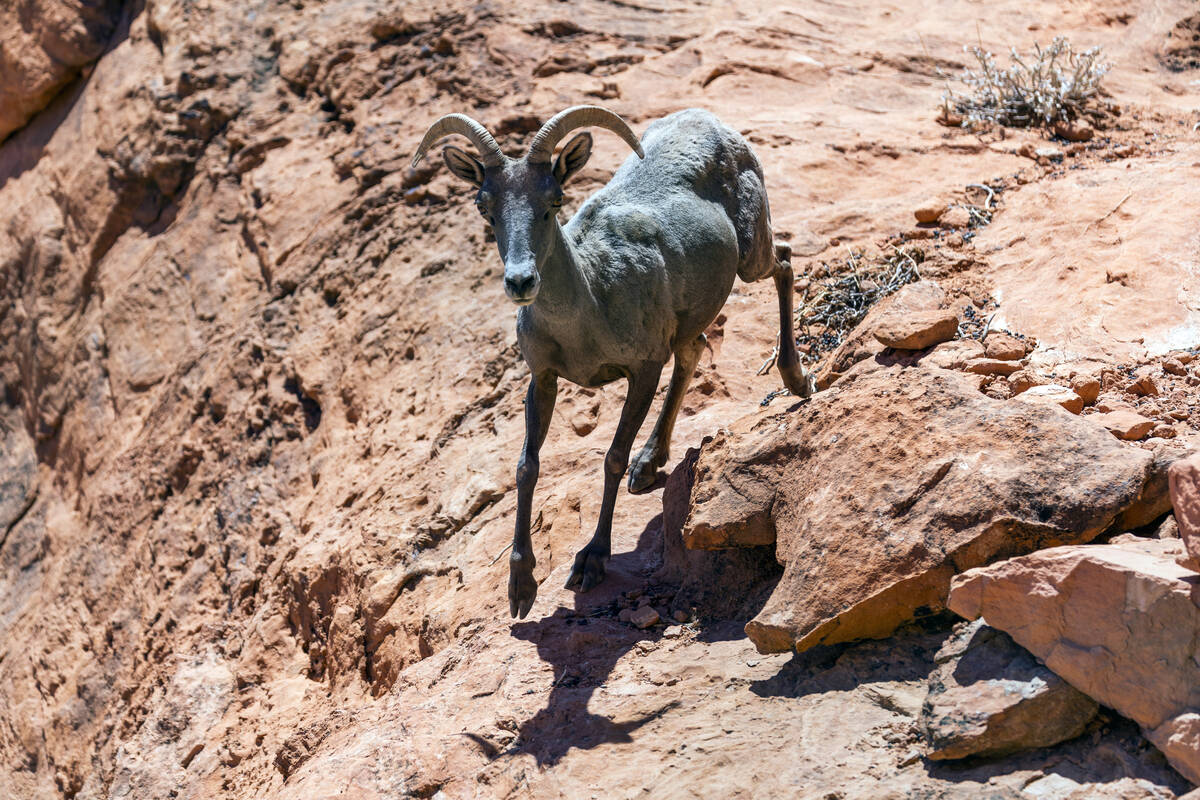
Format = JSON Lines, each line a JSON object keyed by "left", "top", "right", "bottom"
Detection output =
{"left": 1, "top": 0, "right": 1199, "bottom": 798}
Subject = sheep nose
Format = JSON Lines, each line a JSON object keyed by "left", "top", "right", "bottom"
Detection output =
{"left": 504, "top": 272, "right": 539, "bottom": 303}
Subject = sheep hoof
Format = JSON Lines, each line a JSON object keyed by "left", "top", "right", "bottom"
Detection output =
{"left": 781, "top": 364, "right": 817, "bottom": 399}
{"left": 627, "top": 450, "right": 666, "bottom": 494}
{"left": 508, "top": 554, "right": 538, "bottom": 618}
{"left": 565, "top": 546, "right": 608, "bottom": 593}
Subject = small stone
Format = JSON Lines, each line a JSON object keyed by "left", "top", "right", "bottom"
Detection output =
{"left": 672, "top": 609, "right": 690, "bottom": 623}
{"left": 1091, "top": 410, "right": 1156, "bottom": 441}
{"left": 873, "top": 309, "right": 960, "bottom": 351}
{"left": 570, "top": 413, "right": 597, "bottom": 436}
{"left": 1034, "top": 146, "right": 1064, "bottom": 162}
{"left": 939, "top": 206, "right": 972, "bottom": 230}
{"left": 618, "top": 608, "right": 634, "bottom": 623}
{"left": 1014, "top": 384, "right": 1084, "bottom": 415}
{"left": 1164, "top": 359, "right": 1187, "bottom": 376}
{"left": 1007, "top": 369, "right": 1041, "bottom": 395}
{"left": 982, "top": 378, "right": 1013, "bottom": 400}
{"left": 914, "top": 200, "right": 947, "bottom": 224}
{"left": 1129, "top": 371, "right": 1160, "bottom": 397}
{"left": 630, "top": 607, "right": 660, "bottom": 629}
{"left": 1053, "top": 120, "right": 1094, "bottom": 142}
{"left": 983, "top": 332, "right": 1026, "bottom": 361}
{"left": 1151, "top": 424, "right": 1178, "bottom": 440}
{"left": 964, "top": 358, "right": 1022, "bottom": 377}
{"left": 1070, "top": 374, "right": 1101, "bottom": 405}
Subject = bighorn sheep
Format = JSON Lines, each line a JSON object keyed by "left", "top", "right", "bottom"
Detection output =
{"left": 413, "top": 105, "right": 814, "bottom": 618}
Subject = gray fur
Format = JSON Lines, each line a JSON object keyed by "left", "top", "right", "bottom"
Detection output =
{"left": 430, "top": 107, "right": 814, "bottom": 617}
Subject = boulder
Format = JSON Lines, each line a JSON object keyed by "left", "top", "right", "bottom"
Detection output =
{"left": 1090, "top": 410, "right": 1156, "bottom": 441}
{"left": 922, "top": 620, "right": 1097, "bottom": 760}
{"left": 1168, "top": 452, "right": 1200, "bottom": 568}
{"left": 674, "top": 365, "right": 1166, "bottom": 654}
{"left": 872, "top": 309, "right": 959, "bottom": 351}
{"left": 814, "top": 280, "right": 946, "bottom": 390}
{"left": 948, "top": 536, "right": 1200, "bottom": 784}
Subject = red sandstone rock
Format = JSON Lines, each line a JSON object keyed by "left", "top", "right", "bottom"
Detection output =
{"left": 983, "top": 332, "right": 1026, "bottom": 361}
{"left": 814, "top": 281, "right": 946, "bottom": 389}
{"left": 1070, "top": 374, "right": 1101, "bottom": 405}
{"left": 964, "top": 358, "right": 1023, "bottom": 376}
{"left": 0, "top": 0, "right": 122, "bottom": 141}
{"left": 872, "top": 309, "right": 959, "bottom": 351}
{"left": 913, "top": 200, "right": 947, "bottom": 224}
{"left": 922, "top": 620, "right": 1097, "bottom": 760}
{"left": 676, "top": 366, "right": 1165, "bottom": 654}
{"left": 924, "top": 339, "right": 985, "bottom": 369}
{"left": 1091, "top": 410, "right": 1156, "bottom": 441}
{"left": 1168, "top": 452, "right": 1200, "bottom": 568}
{"left": 1013, "top": 384, "right": 1084, "bottom": 415}
{"left": 948, "top": 537, "right": 1200, "bottom": 784}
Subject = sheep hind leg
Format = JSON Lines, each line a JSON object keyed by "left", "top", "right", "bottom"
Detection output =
{"left": 566, "top": 360, "right": 663, "bottom": 593}
{"left": 627, "top": 333, "right": 706, "bottom": 495}
{"left": 773, "top": 243, "right": 816, "bottom": 398}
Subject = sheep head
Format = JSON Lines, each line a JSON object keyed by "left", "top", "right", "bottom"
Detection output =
{"left": 413, "top": 106, "right": 644, "bottom": 305}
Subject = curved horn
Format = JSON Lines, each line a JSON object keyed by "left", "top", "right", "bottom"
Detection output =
{"left": 525, "top": 105, "right": 644, "bottom": 164}
{"left": 412, "top": 113, "right": 506, "bottom": 169}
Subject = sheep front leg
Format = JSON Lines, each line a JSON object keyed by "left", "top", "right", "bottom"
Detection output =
{"left": 566, "top": 361, "right": 663, "bottom": 593}
{"left": 509, "top": 371, "right": 558, "bottom": 619}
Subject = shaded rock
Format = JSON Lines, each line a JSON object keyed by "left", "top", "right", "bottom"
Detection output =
{"left": 675, "top": 366, "right": 1164, "bottom": 654}
{"left": 1168, "top": 452, "right": 1200, "bottom": 567}
{"left": 873, "top": 309, "right": 959, "bottom": 351}
{"left": 922, "top": 620, "right": 1097, "bottom": 760}
{"left": 0, "top": 417, "right": 38, "bottom": 533}
{"left": 1013, "top": 384, "right": 1084, "bottom": 415}
{"left": 1091, "top": 410, "right": 1156, "bottom": 441}
{"left": 1155, "top": 515, "right": 1179, "bottom": 540}
{"left": 984, "top": 332, "right": 1027, "bottom": 361}
{"left": 815, "top": 280, "right": 946, "bottom": 390}
{"left": 630, "top": 606, "right": 660, "bottom": 629}
{"left": 948, "top": 537, "right": 1200, "bottom": 783}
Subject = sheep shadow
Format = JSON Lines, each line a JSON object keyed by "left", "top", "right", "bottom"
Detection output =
{"left": 507, "top": 512, "right": 667, "bottom": 766}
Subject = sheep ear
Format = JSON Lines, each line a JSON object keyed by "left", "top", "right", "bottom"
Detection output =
{"left": 443, "top": 145, "right": 485, "bottom": 186}
{"left": 553, "top": 132, "right": 592, "bottom": 185}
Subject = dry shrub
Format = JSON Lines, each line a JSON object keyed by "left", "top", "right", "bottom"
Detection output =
{"left": 942, "top": 37, "right": 1110, "bottom": 127}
